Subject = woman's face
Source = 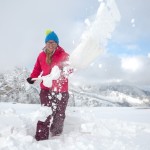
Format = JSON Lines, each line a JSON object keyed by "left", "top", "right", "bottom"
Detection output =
{"left": 45, "top": 40, "right": 58, "bottom": 53}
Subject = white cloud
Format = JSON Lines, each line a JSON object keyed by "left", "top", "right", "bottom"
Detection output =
{"left": 72, "top": 54, "right": 150, "bottom": 85}
{"left": 121, "top": 57, "right": 142, "bottom": 72}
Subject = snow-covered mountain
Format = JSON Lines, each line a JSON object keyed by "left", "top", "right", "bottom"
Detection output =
{"left": 69, "top": 83, "right": 150, "bottom": 107}
{"left": 0, "top": 67, "right": 150, "bottom": 107}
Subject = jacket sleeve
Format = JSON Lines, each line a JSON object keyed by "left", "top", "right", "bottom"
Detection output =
{"left": 30, "top": 55, "right": 42, "bottom": 78}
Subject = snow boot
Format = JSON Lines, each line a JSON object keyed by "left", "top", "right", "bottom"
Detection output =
{"left": 35, "top": 115, "right": 52, "bottom": 141}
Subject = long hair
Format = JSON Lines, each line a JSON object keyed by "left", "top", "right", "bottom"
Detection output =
{"left": 45, "top": 49, "right": 53, "bottom": 64}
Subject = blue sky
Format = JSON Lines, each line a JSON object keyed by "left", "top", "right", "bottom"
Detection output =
{"left": 108, "top": 40, "right": 150, "bottom": 56}
{"left": 0, "top": 0, "right": 150, "bottom": 85}
{"left": 107, "top": 0, "right": 150, "bottom": 57}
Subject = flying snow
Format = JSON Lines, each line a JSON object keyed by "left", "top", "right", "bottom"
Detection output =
{"left": 131, "top": 18, "right": 135, "bottom": 27}
{"left": 70, "top": 0, "right": 121, "bottom": 69}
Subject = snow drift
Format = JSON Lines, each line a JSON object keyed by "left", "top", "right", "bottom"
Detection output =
{"left": 0, "top": 103, "right": 150, "bottom": 150}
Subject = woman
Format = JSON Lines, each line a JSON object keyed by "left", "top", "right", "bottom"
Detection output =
{"left": 27, "top": 30, "right": 70, "bottom": 139}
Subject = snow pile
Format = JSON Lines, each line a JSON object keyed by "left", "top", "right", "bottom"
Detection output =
{"left": 70, "top": 0, "right": 121, "bottom": 69}
{"left": 31, "top": 106, "right": 52, "bottom": 121}
{"left": 0, "top": 103, "right": 150, "bottom": 150}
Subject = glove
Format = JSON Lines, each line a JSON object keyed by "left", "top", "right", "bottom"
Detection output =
{"left": 26, "top": 77, "right": 34, "bottom": 84}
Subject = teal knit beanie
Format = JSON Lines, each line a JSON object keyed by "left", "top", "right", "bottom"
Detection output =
{"left": 45, "top": 30, "right": 59, "bottom": 44}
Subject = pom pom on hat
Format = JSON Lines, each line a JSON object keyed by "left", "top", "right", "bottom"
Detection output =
{"left": 45, "top": 29, "right": 59, "bottom": 44}
{"left": 45, "top": 29, "right": 52, "bottom": 36}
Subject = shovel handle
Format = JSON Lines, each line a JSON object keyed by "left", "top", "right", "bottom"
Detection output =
{"left": 32, "top": 77, "right": 43, "bottom": 81}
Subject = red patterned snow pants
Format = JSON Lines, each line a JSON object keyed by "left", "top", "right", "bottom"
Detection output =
{"left": 40, "top": 89, "right": 69, "bottom": 136}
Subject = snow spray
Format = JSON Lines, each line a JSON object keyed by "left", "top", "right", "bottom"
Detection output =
{"left": 70, "top": 0, "right": 121, "bottom": 69}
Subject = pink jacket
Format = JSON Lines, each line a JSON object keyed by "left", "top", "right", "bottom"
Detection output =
{"left": 30, "top": 46, "right": 69, "bottom": 92}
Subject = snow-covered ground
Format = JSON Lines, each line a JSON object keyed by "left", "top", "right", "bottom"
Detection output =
{"left": 0, "top": 102, "right": 150, "bottom": 150}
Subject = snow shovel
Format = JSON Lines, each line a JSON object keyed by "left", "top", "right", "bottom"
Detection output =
{"left": 32, "top": 65, "right": 61, "bottom": 88}
{"left": 35, "top": 115, "right": 52, "bottom": 141}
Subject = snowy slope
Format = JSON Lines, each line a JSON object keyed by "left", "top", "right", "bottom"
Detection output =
{"left": 0, "top": 103, "right": 150, "bottom": 150}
